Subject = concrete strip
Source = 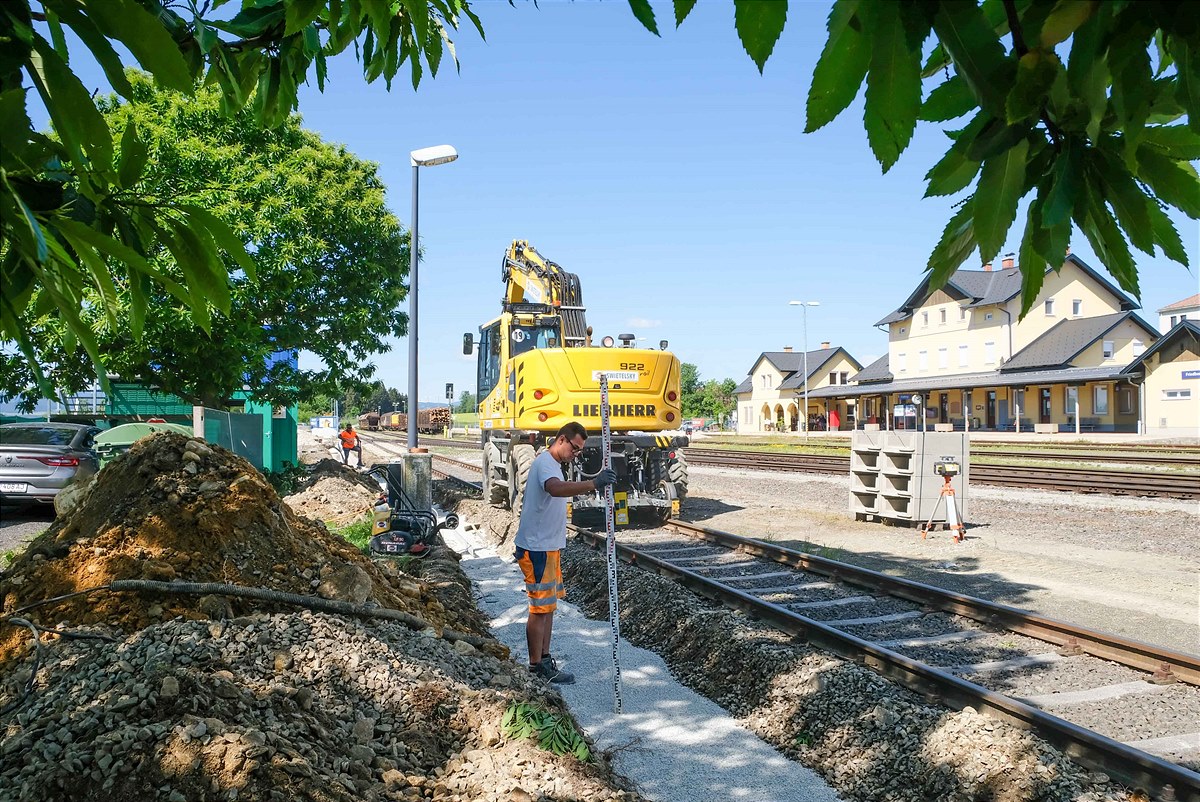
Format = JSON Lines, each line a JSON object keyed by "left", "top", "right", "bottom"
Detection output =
{"left": 720, "top": 571, "right": 794, "bottom": 583}
{"left": 787, "top": 595, "right": 875, "bottom": 609}
{"left": 824, "top": 611, "right": 925, "bottom": 627}
{"left": 949, "top": 653, "right": 1064, "bottom": 675}
{"left": 878, "top": 630, "right": 984, "bottom": 649}
{"left": 744, "top": 582, "right": 838, "bottom": 595}
{"left": 1018, "top": 680, "right": 1169, "bottom": 709}
{"left": 1125, "top": 731, "right": 1200, "bottom": 756}
{"left": 442, "top": 523, "right": 843, "bottom": 802}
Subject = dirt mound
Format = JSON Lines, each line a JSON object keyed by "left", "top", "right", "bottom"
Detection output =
{"left": 284, "top": 461, "right": 381, "bottom": 527}
{"left": 0, "top": 433, "right": 488, "bottom": 665}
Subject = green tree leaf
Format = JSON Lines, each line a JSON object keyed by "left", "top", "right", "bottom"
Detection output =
{"left": 1136, "top": 144, "right": 1200, "bottom": 217}
{"left": 1166, "top": 36, "right": 1200, "bottom": 135}
{"left": 627, "top": 0, "right": 660, "bottom": 36}
{"left": 86, "top": 0, "right": 194, "bottom": 92}
{"left": 923, "top": 147, "right": 980, "bottom": 198}
{"left": 805, "top": 0, "right": 872, "bottom": 133}
{"left": 674, "top": 0, "right": 699, "bottom": 27}
{"left": 1041, "top": 137, "right": 1081, "bottom": 228}
{"left": 1040, "top": 0, "right": 1098, "bottom": 48}
{"left": 930, "top": 0, "right": 1009, "bottom": 117}
{"left": 1109, "top": 30, "right": 1154, "bottom": 163}
{"left": 973, "top": 138, "right": 1030, "bottom": 263}
{"left": 734, "top": 0, "right": 787, "bottom": 74}
{"left": 28, "top": 36, "right": 114, "bottom": 174}
{"left": 52, "top": 3, "right": 135, "bottom": 97}
{"left": 1139, "top": 125, "right": 1200, "bottom": 160}
{"left": 1016, "top": 199, "right": 1048, "bottom": 317}
{"left": 863, "top": 1, "right": 921, "bottom": 172}
{"left": 285, "top": 0, "right": 326, "bottom": 35}
{"left": 1146, "top": 198, "right": 1189, "bottom": 266}
{"left": 117, "top": 121, "right": 149, "bottom": 189}
{"left": 1075, "top": 180, "right": 1138, "bottom": 297}
{"left": 1006, "top": 49, "right": 1059, "bottom": 124}
{"left": 926, "top": 198, "right": 977, "bottom": 289}
{"left": 919, "top": 74, "right": 975, "bottom": 122}
{"left": 1091, "top": 147, "right": 1153, "bottom": 255}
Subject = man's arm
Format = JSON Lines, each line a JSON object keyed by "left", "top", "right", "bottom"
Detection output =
{"left": 544, "top": 468, "right": 616, "bottom": 498}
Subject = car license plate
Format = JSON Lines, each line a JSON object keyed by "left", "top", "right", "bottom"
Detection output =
{"left": 0, "top": 482, "right": 27, "bottom": 493}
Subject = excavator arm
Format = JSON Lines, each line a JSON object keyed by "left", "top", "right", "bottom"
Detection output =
{"left": 501, "top": 240, "right": 588, "bottom": 346}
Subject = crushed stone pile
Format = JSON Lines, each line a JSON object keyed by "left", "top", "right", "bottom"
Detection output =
{"left": 1, "top": 437, "right": 646, "bottom": 802}
{"left": 283, "top": 460, "right": 381, "bottom": 528}
{"left": 0, "top": 434, "right": 483, "bottom": 665}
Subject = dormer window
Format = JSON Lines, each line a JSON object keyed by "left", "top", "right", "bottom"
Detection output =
{"left": 940, "top": 309, "right": 947, "bottom": 324}
{"left": 1045, "top": 298, "right": 1055, "bottom": 316}
{"left": 1072, "top": 299, "right": 1082, "bottom": 315}
{"left": 922, "top": 312, "right": 929, "bottom": 326}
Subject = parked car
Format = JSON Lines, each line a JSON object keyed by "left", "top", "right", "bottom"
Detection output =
{"left": 0, "top": 422, "right": 101, "bottom": 505}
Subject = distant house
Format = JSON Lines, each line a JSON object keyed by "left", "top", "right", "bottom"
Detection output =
{"left": 1158, "top": 294, "right": 1199, "bottom": 334}
{"left": 809, "top": 253, "right": 1158, "bottom": 433}
{"left": 734, "top": 344, "right": 862, "bottom": 433}
{"left": 1122, "top": 319, "right": 1200, "bottom": 437}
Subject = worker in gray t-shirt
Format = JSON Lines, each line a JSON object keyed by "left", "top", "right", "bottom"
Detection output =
{"left": 514, "top": 421, "right": 616, "bottom": 684}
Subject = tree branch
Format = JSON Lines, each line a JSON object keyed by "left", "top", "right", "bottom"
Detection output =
{"left": 1002, "top": 0, "right": 1064, "bottom": 148}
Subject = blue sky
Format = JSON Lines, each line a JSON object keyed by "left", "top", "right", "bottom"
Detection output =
{"left": 43, "top": 0, "right": 1200, "bottom": 403}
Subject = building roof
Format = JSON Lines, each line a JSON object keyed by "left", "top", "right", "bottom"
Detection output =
{"left": 1121, "top": 319, "right": 1200, "bottom": 374}
{"left": 874, "top": 254, "right": 1139, "bottom": 327}
{"left": 778, "top": 348, "right": 860, "bottom": 390}
{"left": 1000, "top": 312, "right": 1157, "bottom": 372}
{"left": 733, "top": 376, "right": 753, "bottom": 395}
{"left": 1158, "top": 294, "right": 1200, "bottom": 313}
{"left": 851, "top": 354, "right": 892, "bottom": 384}
{"left": 806, "top": 364, "right": 1133, "bottom": 398}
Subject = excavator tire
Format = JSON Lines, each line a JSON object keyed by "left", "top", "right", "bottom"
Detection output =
{"left": 509, "top": 444, "right": 536, "bottom": 518}
{"left": 668, "top": 452, "right": 689, "bottom": 499}
{"left": 482, "top": 445, "right": 506, "bottom": 506}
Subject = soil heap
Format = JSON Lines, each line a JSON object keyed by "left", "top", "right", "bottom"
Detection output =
{"left": 0, "top": 434, "right": 645, "bottom": 802}
{"left": 283, "top": 459, "right": 381, "bottom": 528}
{"left": 0, "top": 434, "right": 481, "bottom": 664}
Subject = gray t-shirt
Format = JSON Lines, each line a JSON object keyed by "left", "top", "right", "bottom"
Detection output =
{"left": 514, "top": 450, "right": 569, "bottom": 552}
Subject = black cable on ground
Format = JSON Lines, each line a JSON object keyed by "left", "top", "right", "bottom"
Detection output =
{"left": 107, "top": 579, "right": 491, "bottom": 649}
{"left": 0, "top": 619, "right": 42, "bottom": 717}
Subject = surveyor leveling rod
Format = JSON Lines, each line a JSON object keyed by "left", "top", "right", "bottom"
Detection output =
{"left": 598, "top": 374, "right": 623, "bottom": 714}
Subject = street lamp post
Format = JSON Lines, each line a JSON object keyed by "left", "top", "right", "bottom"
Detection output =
{"left": 408, "top": 144, "right": 458, "bottom": 450}
{"left": 788, "top": 301, "right": 820, "bottom": 441}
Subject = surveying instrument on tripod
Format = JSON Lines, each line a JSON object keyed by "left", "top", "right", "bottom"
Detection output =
{"left": 919, "top": 456, "right": 966, "bottom": 542}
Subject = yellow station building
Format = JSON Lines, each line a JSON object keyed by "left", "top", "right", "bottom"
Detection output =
{"left": 736, "top": 254, "right": 1198, "bottom": 435}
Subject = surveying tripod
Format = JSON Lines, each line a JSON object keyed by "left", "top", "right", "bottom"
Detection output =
{"left": 919, "top": 463, "right": 966, "bottom": 543}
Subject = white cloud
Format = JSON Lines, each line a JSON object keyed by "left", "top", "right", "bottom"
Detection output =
{"left": 626, "top": 318, "right": 662, "bottom": 328}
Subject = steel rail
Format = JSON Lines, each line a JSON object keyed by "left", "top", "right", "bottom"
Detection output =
{"left": 684, "top": 448, "right": 1200, "bottom": 499}
{"left": 664, "top": 520, "right": 1200, "bottom": 686}
{"left": 570, "top": 524, "right": 1200, "bottom": 800}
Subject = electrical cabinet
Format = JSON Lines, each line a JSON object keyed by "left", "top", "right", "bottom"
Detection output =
{"left": 849, "top": 430, "right": 968, "bottom": 525}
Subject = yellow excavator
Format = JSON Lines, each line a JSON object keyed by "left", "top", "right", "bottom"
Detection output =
{"left": 463, "top": 240, "right": 689, "bottom": 524}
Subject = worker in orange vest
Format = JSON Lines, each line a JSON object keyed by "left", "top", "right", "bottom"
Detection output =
{"left": 338, "top": 423, "right": 363, "bottom": 467}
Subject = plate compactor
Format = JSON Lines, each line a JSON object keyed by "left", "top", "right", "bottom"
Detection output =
{"left": 364, "top": 465, "right": 458, "bottom": 557}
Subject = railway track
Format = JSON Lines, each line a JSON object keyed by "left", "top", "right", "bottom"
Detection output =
{"left": 385, "top": 434, "right": 1199, "bottom": 498}
{"left": 573, "top": 519, "right": 1200, "bottom": 800}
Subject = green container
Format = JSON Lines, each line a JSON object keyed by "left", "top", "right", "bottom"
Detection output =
{"left": 94, "top": 422, "right": 192, "bottom": 468}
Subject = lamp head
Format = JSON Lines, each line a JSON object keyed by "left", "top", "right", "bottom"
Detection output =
{"left": 411, "top": 144, "right": 459, "bottom": 167}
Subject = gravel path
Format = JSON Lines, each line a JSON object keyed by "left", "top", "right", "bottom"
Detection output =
{"left": 441, "top": 521, "right": 843, "bottom": 802}
{"left": 682, "top": 466, "right": 1199, "bottom": 652}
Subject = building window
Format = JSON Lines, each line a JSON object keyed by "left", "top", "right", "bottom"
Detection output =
{"left": 839, "top": 371, "right": 848, "bottom": 384}
{"left": 897, "top": 353, "right": 907, "bottom": 372}
{"left": 958, "top": 345, "right": 968, "bottom": 367}
{"left": 1164, "top": 388, "right": 1193, "bottom": 400}
{"left": 984, "top": 312, "right": 993, "bottom": 321}
{"left": 1045, "top": 298, "right": 1055, "bottom": 316}
{"left": 828, "top": 372, "right": 838, "bottom": 385}
{"left": 1072, "top": 299, "right": 1082, "bottom": 315}
{"left": 1102, "top": 340, "right": 1114, "bottom": 359}
{"left": 922, "top": 312, "right": 929, "bottom": 326}
{"left": 919, "top": 350, "right": 928, "bottom": 370}
{"left": 1132, "top": 339, "right": 1145, "bottom": 357}
{"left": 1119, "top": 387, "right": 1134, "bottom": 414}
{"left": 1171, "top": 315, "right": 1179, "bottom": 326}
{"left": 1094, "top": 385, "right": 1109, "bottom": 415}
{"left": 940, "top": 309, "right": 947, "bottom": 324}
{"left": 984, "top": 341, "right": 995, "bottom": 364}
{"left": 938, "top": 348, "right": 948, "bottom": 369}
{"left": 899, "top": 326, "right": 907, "bottom": 334}
{"left": 960, "top": 307, "right": 967, "bottom": 321}
{"left": 1065, "top": 386, "right": 1078, "bottom": 414}
{"left": 761, "top": 375, "right": 769, "bottom": 388}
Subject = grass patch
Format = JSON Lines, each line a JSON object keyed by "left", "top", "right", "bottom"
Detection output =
{"left": 333, "top": 516, "right": 373, "bottom": 552}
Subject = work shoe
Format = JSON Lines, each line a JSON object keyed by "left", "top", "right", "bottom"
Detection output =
{"left": 531, "top": 657, "right": 574, "bottom": 685}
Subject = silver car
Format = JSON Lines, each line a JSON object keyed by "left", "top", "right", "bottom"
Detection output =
{"left": 0, "top": 423, "right": 101, "bottom": 505}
